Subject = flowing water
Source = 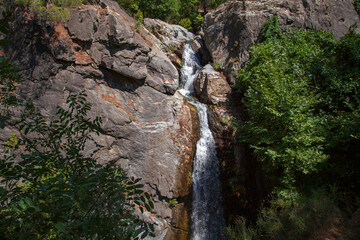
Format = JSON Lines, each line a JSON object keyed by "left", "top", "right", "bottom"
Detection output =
{"left": 178, "top": 44, "right": 225, "bottom": 240}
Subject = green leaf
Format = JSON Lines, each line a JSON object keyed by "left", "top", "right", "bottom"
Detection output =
{"left": 54, "top": 222, "right": 67, "bottom": 231}
{"left": 133, "top": 228, "right": 143, "bottom": 238}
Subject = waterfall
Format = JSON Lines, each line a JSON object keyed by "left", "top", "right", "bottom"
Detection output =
{"left": 179, "top": 44, "right": 226, "bottom": 240}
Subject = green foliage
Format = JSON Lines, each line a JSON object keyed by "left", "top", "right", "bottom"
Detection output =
{"left": 212, "top": 61, "right": 221, "bottom": 71}
{"left": 227, "top": 217, "right": 258, "bottom": 240}
{"left": 237, "top": 29, "right": 334, "bottom": 186}
{"left": 193, "top": 13, "right": 203, "bottom": 31}
{"left": 141, "top": 0, "right": 179, "bottom": 20}
{"left": 0, "top": 57, "right": 19, "bottom": 129}
{"left": 117, "top": 0, "right": 140, "bottom": 13}
{"left": 220, "top": 118, "right": 229, "bottom": 125}
{"left": 209, "top": 0, "right": 227, "bottom": 9}
{"left": 3, "top": 134, "right": 18, "bottom": 152}
{"left": 355, "top": 0, "right": 360, "bottom": 15}
{"left": 228, "top": 190, "right": 343, "bottom": 240}
{"left": 1, "top": 0, "right": 84, "bottom": 21}
{"left": 260, "top": 15, "right": 282, "bottom": 41}
{"left": 0, "top": 91, "right": 155, "bottom": 239}
{"left": 117, "top": 0, "right": 204, "bottom": 32}
{"left": 179, "top": 17, "right": 192, "bottom": 30}
{"left": 169, "top": 198, "right": 178, "bottom": 206}
{"left": 117, "top": 0, "right": 179, "bottom": 21}
{"left": 256, "top": 190, "right": 342, "bottom": 240}
{"left": 178, "top": 0, "right": 201, "bottom": 31}
{"left": 236, "top": 19, "right": 360, "bottom": 239}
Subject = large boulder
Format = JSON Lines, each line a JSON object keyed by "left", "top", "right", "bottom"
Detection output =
{"left": 203, "top": 0, "right": 360, "bottom": 84}
{"left": 194, "top": 64, "right": 231, "bottom": 105}
{"left": 1, "top": 0, "right": 199, "bottom": 238}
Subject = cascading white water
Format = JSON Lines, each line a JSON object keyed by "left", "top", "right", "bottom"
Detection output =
{"left": 179, "top": 44, "right": 225, "bottom": 240}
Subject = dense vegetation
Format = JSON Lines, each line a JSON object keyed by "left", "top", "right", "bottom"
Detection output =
{"left": 231, "top": 16, "right": 360, "bottom": 239}
{"left": 116, "top": 0, "right": 227, "bottom": 31}
{"left": 0, "top": 0, "right": 85, "bottom": 21}
{"left": 1, "top": 0, "right": 228, "bottom": 31}
{"left": 355, "top": 0, "right": 360, "bottom": 15}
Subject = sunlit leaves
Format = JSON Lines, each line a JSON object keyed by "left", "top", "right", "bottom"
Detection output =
{"left": 237, "top": 28, "right": 334, "bottom": 187}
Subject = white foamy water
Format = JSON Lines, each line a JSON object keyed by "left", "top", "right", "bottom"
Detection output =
{"left": 178, "top": 44, "right": 225, "bottom": 240}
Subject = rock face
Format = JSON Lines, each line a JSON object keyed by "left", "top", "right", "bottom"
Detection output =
{"left": 203, "top": 0, "right": 360, "bottom": 84}
{"left": 143, "top": 18, "right": 211, "bottom": 72}
{"left": 1, "top": 0, "right": 199, "bottom": 239}
{"left": 144, "top": 18, "right": 195, "bottom": 54}
{"left": 194, "top": 64, "right": 231, "bottom": 105}
{"left": 143, "top": 18, "right": 198, "bottom": 70}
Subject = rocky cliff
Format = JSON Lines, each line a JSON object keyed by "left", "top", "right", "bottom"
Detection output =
{"left": 1, "top": 0, "right": 200, "bottom": 239}
{"left": 203, "top": 0, "right": 360, "bottom": 84}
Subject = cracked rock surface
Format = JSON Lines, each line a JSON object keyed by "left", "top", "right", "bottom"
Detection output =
{"left": 203, "top": 0, "right": 360, "bottom": 84}
{"left": 1, "top": 0, "right": 199, "bottom": 238}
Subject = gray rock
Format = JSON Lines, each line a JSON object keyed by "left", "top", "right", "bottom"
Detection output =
{"left": 189, "top": 37, "right": 211, "bottom": 66}
{"left": 1, "top": 0, "right": 198, "bottom": 238}
{"left": 203, "top": 0, "right": 360, "bottom": 84}
{"left": 194, "top": 64, "right": 232, "bottom": 105}
{"left": 144, "top": 18, "right": 195, "bottom": 53}
{"left": 67, "top": 8, "right": 98, "bottom": 42}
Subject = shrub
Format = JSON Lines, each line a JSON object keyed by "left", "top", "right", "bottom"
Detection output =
{"left": 179, "top": 17, "right": 192, "bottom": 30}
{"left": 256, "top": 190, "right": 343, "bottom": 240}
{"left": 11, "top": 0, "right": 84, "bottom": 21}
{"left": 260, "top": 15, "right": 282, "bottom": 41}
{"left": 212, "top": 61, "right": 222, "bottom": 71}
{"left": 237, "top": 28, "right": 332, "bottom": 186}
{"left": 220, "top": 118, "right": 229, "bottom": 125}
{"left": 355, "top": 0, "right": 360, "bottom": 15}
{"left": 227, "top": 217, "right": 258, "bottom": 240}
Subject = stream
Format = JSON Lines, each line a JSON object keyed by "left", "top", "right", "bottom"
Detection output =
{"left": 178, "top": 44, "right": 226, "bottom": 240}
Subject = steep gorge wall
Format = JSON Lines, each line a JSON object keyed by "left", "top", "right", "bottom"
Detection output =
{"left": 201, "top": 0, "right": 360, "bottom": 223}
{"left": 204, "top": 0, "right": 360, "bottom": 84}
{"left": 1, "top": 1, "right": 199, "bottom": 239}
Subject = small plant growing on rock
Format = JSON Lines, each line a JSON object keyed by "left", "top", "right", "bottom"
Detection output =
{"left": 167, "top": 45, "right": 175, "bottom": 53}
{"left": 212, "top": 61, "right": 222, "bottom": 71}
{"left": 220, "top": 118, "right": 229, "bottom": 125}
{"left": 169, "top": 198, "right": 178, "bottom": 207}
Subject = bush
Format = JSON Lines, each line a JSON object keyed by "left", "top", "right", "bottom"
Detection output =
{"left": 228, "top": 190, "right": 343, "bottom": 240}
{"left": 179, "top": 17, "right": 192, "bottom": 30}
{"left": 0, "top": 57, "right": 19, "bottom": 129}
{"left": 209, "top": 0, "right": 227, "bottom": 9}
{"left": 237, "top": 28, "right": 331, "bottom": 186}
{"left": 227, "top": 217, "right": 258, "bottom": 240}
{"left": 355, "top": 0, "right": 360, "bottom": 15}
{"left": 10, "top": 0, "right": 84, "bottom": 21}
{"left": 235, "top": 17, "right": 360, "bottom": 239}
{"left": 257, "top": 190, "right": 343, "bottom": 240}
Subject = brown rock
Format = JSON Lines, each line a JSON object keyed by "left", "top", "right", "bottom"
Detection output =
{"left": 194, "top": 64, "right": 232, "bottom": 105}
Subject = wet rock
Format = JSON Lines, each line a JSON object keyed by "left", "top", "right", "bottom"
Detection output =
{"left": 189, "top": 37, "right": 211, "bottom": 66}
